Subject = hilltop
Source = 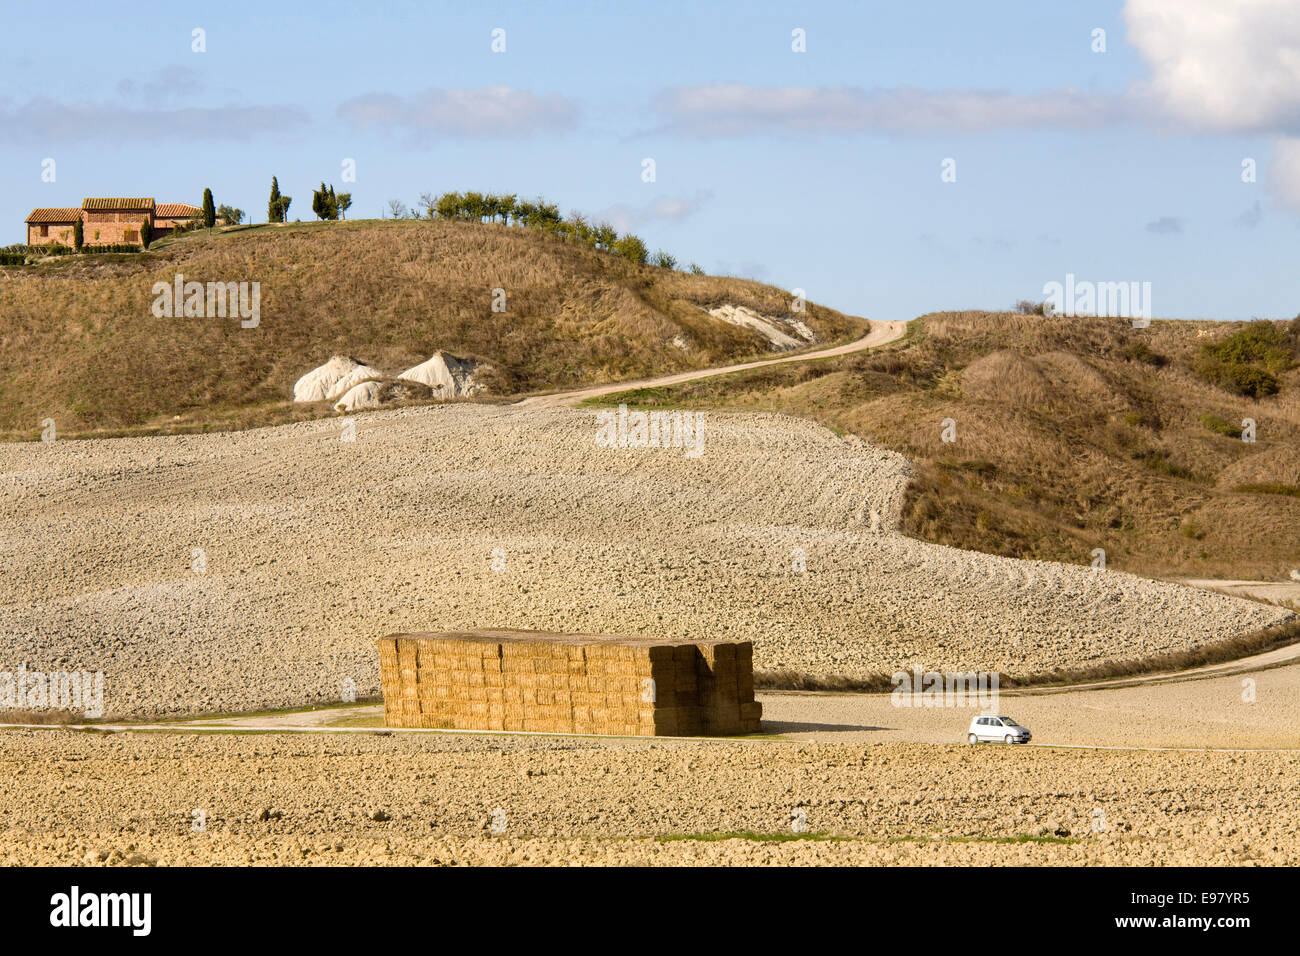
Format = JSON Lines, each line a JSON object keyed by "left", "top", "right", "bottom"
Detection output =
{"left": 0, "top": 219, "right": 864, "bottom": 438}
{"left": 591, "top": 311, "right": 1300, "bottom": 579}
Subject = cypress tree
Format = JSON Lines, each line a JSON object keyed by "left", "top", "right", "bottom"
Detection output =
{"left": 268, "top": 177, "right": 282, "bottom": 223}
{"left": 202, "top": 188, "right": 216, "bottom": 229}
{"left": 73, "top": 216, "right": 83, "bottom": 252}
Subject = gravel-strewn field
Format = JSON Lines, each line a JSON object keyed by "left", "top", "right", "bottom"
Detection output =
{"left": 0, "top": 404, "right": 1288, "bottom": 717}
{"left": 1, "top": 730, "right": 1295, "bottom": 866}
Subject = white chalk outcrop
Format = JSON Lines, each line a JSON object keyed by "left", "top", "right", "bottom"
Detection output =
{"left": 397, "top": 351, "right": 487, "bottom": 398}
{"left": 293, "top": 356, "right": 385, "bottom": 403}
{"left": 333, "top": 381, "right": 383, "bottom": 412}
{"left": 706, "top": 305, "right": 815, "bottom": 351}
{"left": 294, "top": 351, "right": 486, "bottom": 406}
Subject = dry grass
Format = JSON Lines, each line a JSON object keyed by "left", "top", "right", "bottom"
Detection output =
{"left": 754, "top": 670, "right": 895, "bottom": 693}
{"left": 0, "top": 219, "right": 864, "bottom": 437}
{"left": 590, "top": 311, "right": 1300, "bottom": 578}
{"left": 0, "top": 708, "right": 77, "bottom": 725}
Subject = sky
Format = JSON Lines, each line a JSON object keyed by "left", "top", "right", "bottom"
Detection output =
{"left": 2, "top": 0, "right": 1298, "bottom": 322}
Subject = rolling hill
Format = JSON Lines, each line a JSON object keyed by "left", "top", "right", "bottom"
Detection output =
{"left": 0, "top": 219, "right": 865, "bottom": 438}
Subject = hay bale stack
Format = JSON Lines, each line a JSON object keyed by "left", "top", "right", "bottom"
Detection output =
{"left": 377, "top": 629, "right": 762, "bottom": 736}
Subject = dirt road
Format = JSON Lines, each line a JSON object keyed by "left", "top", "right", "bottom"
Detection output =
{"left": 515, "top": 320, "right": 909, "bottom": 407}
{"left": 68, "top": 649, "right": 1289, "bottom": 751}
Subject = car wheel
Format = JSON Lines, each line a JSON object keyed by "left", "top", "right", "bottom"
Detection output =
{"left": 967, "top": 733, "right": 977, "bottom": 745}
{"left": 1004, "top": 734, "right": 1014, "bottom": 744}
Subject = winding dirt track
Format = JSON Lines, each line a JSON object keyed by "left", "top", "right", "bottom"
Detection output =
{"left": 516, "top": 320, "right": 909, "bottom": 407}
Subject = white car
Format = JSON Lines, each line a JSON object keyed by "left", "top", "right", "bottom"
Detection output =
{"left": 968, "top": 714, "right": 1031, "bottom": 745}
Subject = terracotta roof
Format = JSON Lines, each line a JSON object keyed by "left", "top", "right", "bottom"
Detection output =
{"left": 25, "top": 207, "right": 82, "bottom": 224}
{"left": 154, "top": 203, "right": 201, "bottom": 218}
{"left": 81, "top": 197, "right": 155, "bottom": 211}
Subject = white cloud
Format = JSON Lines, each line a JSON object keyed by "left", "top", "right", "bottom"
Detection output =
{"left": 337, "top": 86, "right": 579, "bottom": 139}
{"left": 653, "top": 84, "right": 1117, "bottom": 135}
{"left": 590, "top": 191, "right": 712, "bottom": 232}
{"left": 1123, "top": 1, "right": 1300, "bottom": 209}
{"left": 648, "top": 6, "right": 1300, "bottom": 141}
{"left": 0, "top": 97, "right": 308, "bottom": 142}
{"left": 1124, "top": 0, "right": 1300, "bottom": 131}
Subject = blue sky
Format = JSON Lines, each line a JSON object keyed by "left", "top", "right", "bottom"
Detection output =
{"left": 2, "top": 0, "right": 1298, "bottom": 322}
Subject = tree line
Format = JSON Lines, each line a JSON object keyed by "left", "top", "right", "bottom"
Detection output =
{"left": 261, "top": 179, "right": 697, "bottom": 272}
{"left": 390, "top": 191, "right": 693, "bottom": 270}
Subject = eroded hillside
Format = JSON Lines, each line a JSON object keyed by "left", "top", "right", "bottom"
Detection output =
{"left": 0, "top": 220, "right": 864, "bottom": 437}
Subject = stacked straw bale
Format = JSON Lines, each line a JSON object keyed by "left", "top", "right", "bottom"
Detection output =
{"left": 378, "top": 629, "right": 762, "bottom": 736}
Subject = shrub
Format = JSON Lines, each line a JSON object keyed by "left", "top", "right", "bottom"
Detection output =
{"left": 613, "top": 234, "right": 648, "bottom": 265}
{"left": 1195, "top": 358, "right": 1280, "bottom": 399}
{"left": 1142, "top": 450, "right": 1197, "bottom": 480}
{"left": 1194, "top": 322, "right": 1293, "bottom": 398}
{"left": 1199, "top": 413, "right": 1240, "bottom": 438}
{"left": 1234, "top": 482, "right": 1300, "bottom": 498}
{"left": 1121, "top": 341, "right": 1167, "bottom": 366}
{"left": 1205, "top": 321, "right": 1293, "bottom": 370}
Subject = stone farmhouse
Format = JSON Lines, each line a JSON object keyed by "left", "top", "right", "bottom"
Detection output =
{"left": 24, "top": 198, "right": 202, "bottom": 247}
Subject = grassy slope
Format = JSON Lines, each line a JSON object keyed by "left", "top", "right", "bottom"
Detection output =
{"left": 590, "top": 311, "right": 1300, "bottom": 579}
{"left": 0, "top": 219, "right": 865, "bottom": 437}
